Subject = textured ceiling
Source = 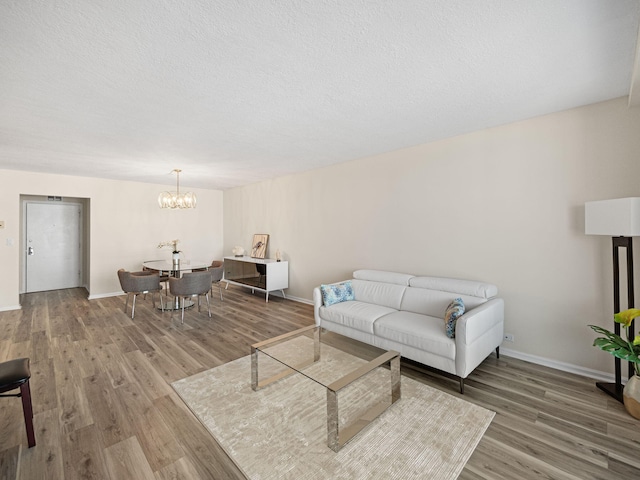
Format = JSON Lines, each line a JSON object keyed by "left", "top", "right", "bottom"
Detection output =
{"left": 1, "top": 1, "right": 639, "bottom": 190}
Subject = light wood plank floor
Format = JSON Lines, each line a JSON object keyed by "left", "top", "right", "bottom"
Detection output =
{"left": 1, "top": 287, "right": 639, "bottom": 479}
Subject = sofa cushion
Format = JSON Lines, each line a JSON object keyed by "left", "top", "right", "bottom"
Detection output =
{"left": 351, "top": 279, "right": 407, "bottom": 310}
{"left": 319, "top": 301, "right": 397, "bottom": 334}
{"left": 374, "top": 311, "right": 456, "bottom": 360}
{"left": 353, "top": 270, "right": 414, "bottom": 286}
{"left": 320, "top": 281, "right": 354, "bottom": 306}
{"left": 409, "top": 276, "right": 498, "bottom": 299}
{"left": 444, "top": 298, "right": 465, "bottom": 338}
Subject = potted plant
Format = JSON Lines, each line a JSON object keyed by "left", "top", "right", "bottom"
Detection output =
{"left": 158, "top": 239, "right": 181, "bottom": 261}
{"left": 589, "top": 308, "right": 640, "bottom": 419}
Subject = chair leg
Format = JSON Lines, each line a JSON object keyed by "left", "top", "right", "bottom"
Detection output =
{"left": 131, "top": 293, "right": 137, "bottom": 319}
{"left": 181, "top": 298, "right": 185, "bottom": 324}
{"left": 159, "top": 290, "right": 165, "bottom": 312}
{"left": 124, "top": 293, "right": 130, "bottom": 314}
{"left": 206, "top": 293, "right": 211, "bottom": 318}
{"left": 20, "top": 381, "right": 36, "bottom": 448}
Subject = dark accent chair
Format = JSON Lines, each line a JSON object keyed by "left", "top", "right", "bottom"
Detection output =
{"left": 0, "top": 358, "right": 35, "bottom": 447}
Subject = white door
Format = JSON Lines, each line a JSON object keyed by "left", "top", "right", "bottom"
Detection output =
{"left": 26, "top": 202, "right": 82, "bottom": 292}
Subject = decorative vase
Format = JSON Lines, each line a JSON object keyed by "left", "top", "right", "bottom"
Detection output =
{"left": 623, "top": 374, "right": 640, "bottom": 420}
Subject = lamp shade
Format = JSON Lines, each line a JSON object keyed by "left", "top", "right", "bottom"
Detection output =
{"left": 585, "top": 197, "right": 640, "bottom": 236}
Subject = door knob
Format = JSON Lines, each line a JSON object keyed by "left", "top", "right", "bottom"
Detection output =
{"left": 27, "top": 246, "right": 34, "bottom": 255}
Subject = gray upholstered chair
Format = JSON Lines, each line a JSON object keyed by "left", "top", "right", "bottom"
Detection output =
{"left": 169, "top": 270, "right": 212, "bottom": 324}
{"left": 117, "top": 269, "right": 164, "bottom": 319}
{"left": 210, "top": 260, "right": 224, "bottom": 301}
{"left": 143, "top": 261, "right": 170, "bottom": 292}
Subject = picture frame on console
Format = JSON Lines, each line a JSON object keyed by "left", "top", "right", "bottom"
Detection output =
{"left": 251, "top": 234, "right": 269, "bottom": 259}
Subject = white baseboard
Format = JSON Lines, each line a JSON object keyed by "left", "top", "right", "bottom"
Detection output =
{"left": 0, "top": 305, "right": 22, "bottom": 312}
{"left": 88, "top": 291, "right": 123, "bottom": 300}
{"left": 499, "top": 347, "right": 623, "bottom": 383}
{"left": 282, "top": 294, "right": 313, "bottom": 305}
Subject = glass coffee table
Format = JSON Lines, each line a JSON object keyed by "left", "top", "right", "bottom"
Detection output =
{"left": 251, "top": 325, "right": 401, "bottom": 452}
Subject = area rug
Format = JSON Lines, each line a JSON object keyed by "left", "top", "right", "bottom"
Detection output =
{"left": 172, "top": 344, "right": 494, "bottom": 479}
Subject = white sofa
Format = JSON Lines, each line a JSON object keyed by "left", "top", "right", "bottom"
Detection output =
{"left": 313, "top": 270, "right": 504, "bottom": 393}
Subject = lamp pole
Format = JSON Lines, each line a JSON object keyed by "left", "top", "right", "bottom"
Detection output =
{"left": 596, "top": 236, "right": 635, "bottom": 402}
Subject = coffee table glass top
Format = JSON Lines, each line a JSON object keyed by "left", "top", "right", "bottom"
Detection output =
{"left": 251, "top": 325, "right": 401, "bottom": 451}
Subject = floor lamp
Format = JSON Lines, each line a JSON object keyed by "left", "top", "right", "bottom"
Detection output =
{"left": 585, "top": 197, "right": 640, "bottom": 402}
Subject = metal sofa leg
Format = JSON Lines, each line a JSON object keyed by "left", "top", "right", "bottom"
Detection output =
{"left": 496, "top": 346, "right": 500, "bottom": 359}
{"left": 459, "top": 377, "right": 464, "bottom": 394}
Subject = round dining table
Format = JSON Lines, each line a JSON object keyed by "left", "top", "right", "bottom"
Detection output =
{"left": 142, "top": 259, "right": 210, "bottom": 310}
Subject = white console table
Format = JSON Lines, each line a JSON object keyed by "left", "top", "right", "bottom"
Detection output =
{"left": 223, "top": 256, "right": 288, "bottom": 302}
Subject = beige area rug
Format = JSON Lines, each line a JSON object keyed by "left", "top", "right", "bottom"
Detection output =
{"left": 172, "top": 342, "right": 494, "bottom": 479}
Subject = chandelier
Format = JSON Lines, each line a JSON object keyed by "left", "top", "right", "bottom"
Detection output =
{"left": 158, "top": 169, "right": 197, "bottom": 209}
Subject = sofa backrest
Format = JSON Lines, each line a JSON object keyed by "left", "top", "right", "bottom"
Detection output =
{"left": 351, "top": 279, "right": 407, "bottom": 310}
{"left": 351, "top": 270, "right": 412, "bottom": 310}
{"left": 350, "top": 270, "right": 498, "bottom": 318}
{"left": 401, "top": 276, "right": 497, "bottom": 317}
{"left": 353, "top": 270, "right": 413, "bottom": 286}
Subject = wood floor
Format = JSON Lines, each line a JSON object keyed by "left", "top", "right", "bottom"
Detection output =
{"left": 1, "top": 286, "right": 639, "bottom": 479}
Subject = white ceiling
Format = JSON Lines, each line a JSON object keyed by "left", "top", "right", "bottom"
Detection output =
{"left": 1, "top": 1, "right": 639, "bottom": 191}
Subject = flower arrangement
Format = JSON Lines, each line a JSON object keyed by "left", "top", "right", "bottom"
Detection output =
{"left": 157, "top": 239, "right": 180, "bottom": 254}
{"left": 589, "top": 308, "right": 640, "bottom": 376}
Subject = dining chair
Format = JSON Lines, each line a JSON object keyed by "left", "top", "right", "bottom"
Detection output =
{"left": 210, "top": 260, "right": 225, "bottom": 301}
{"left": 143, "top": 260, "right": 170, "bottom": 292}
{"left": 0, "top": 357, "right": 36, "bottom": 448}
{"left": 169, "top": 270, "right": 213, "bottom": 324}
{"left": 117, "top": 269, "right": 164, "bottom": 319}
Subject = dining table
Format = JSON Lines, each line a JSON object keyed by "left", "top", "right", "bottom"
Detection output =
{"left": 142, "top": 259, "right": 210, "bottom": 310}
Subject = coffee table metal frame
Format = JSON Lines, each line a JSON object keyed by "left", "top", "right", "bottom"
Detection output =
{"left": 251, "top": 325, "right": 401, "bottom": 452}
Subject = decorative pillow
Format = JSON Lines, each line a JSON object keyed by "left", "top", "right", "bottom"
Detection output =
{"left": 444, "top": 298, "right": 465, "bottom": 338}
{"left": 321, "top": 281, "right": 355, "bottom": 307}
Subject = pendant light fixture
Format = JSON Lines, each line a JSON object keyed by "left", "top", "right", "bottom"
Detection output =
{"left": 158, "top": 169, "right": 197, "bottom": 209}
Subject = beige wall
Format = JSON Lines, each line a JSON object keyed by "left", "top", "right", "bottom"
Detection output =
{"left": 223, "top": 97, "right": 640, "bottom": 376}
{"left": 0, "top": 170, "right": 223, "bottom": 309}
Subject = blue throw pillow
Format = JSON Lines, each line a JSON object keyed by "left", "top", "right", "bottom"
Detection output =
{"left": 320, "top": 281, "right": 355, "bottom": 307}
{"left": 444, "top": 298, "right": 465, "bottom": 338}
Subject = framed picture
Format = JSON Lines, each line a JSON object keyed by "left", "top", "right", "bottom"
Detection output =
{"left": 251, "top": 234, "right": 269, "bottom": 259}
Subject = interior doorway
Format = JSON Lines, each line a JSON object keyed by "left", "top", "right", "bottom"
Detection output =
{"left": 21, "top": 197, "right": 89, "bottom": 293}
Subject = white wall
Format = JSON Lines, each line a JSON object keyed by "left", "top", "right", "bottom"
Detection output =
{"left": 223, "top": 97, "right": 640, "bottom": 376}
{"left": 0, "top": 170, "right": 223, "bottom": 309}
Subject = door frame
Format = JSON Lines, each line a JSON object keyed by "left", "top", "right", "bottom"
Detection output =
{"left": 19, "top": 196, "right": 90, "bottom": 295}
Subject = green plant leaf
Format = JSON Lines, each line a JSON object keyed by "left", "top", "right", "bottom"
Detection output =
{"left": 589, "top": 325, "right": 628, "bottom": 348}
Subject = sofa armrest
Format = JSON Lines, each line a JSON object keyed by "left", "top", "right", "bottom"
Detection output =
{"left": 313, "top": 287, "right": 323, "bottom": 326}
{"left": 456, "top": 298, "right": 504, "bottom": 346}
